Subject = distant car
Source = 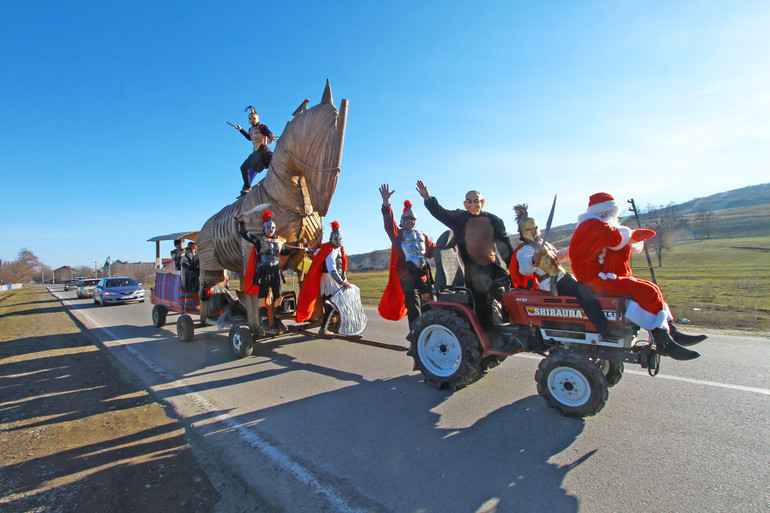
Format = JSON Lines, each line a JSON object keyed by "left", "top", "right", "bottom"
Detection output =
{"left": 76, "top": 278, "right": 101, "bottom": 299}
{"left": 63, "top": 279, "right": 80, "bottom": 291}
{"left": 93, "top": 277, "right": 145, "bottom": 306}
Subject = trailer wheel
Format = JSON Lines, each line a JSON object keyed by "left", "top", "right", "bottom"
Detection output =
{"left": 152, "top": 305, "right": 168, "bottom": 328}
{"left": 229, "top": 325, "right": 254, "bottom": 359}
{"left": 591, "top": 358, "right": 624, "bottom": 387}
{"left": 536, "top": 349, "right": 608, "bottom": 417}
{"left": 408, "top": 309, "right": 482, "bottom": 391}
{"left": 177, "top": 314, "right": 194, "bottom": 343}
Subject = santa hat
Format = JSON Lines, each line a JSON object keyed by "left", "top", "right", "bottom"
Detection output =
{"left": 262, "top": 210, "right": 273, "bottom": 223}
{"left": 586, "top": 192, "right": 618, "bottom": 215}
{"left": 401, "top": 200, "right": 417, "bottom": 220}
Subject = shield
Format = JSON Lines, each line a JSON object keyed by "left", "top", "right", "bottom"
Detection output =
{"left": 329, "top": 284, "right": 368, "bottom": 336}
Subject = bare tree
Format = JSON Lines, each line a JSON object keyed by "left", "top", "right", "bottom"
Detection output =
{"left": 639, "top": 202, "right": 688, "bottom": 268}
{"left": 695, "top": 209, "right": 715, "bottom": 239}
{"left": 0, "top": 248, "right": 42, "bottom": 283}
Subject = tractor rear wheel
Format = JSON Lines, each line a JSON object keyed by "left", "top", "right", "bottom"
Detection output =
{"left": 536, "top": 349, "right": 608, "bottom": 417}
{"left": 408, "top": 309, "right": 483, "bottom": 391}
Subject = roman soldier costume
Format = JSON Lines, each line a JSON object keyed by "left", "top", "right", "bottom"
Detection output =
{"left": 378, "top": 199, "right": 436, "bottom": 326}
{"left": 239, "top": 210, "right": 292, "bottom": 331}
{"left": 295, "top": 221, "right": 348, "bottom": 333}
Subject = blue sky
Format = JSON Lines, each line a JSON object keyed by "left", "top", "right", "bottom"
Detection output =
{"left": 2, "top": 1, "right": 769, "bottom": 269}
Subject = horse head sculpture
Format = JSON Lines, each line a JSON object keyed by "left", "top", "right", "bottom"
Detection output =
{"left": 197, "top": 80, "right": 348, "bottom": 281}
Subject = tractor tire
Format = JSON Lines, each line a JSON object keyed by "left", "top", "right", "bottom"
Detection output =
{"left": 408, "top": 309, "right": 483, "bottom": 391}
{"left": 228, "top": 325, "right": 254, "bottom": 359}
{"left": 591, "top": 358, "right": 624, "bottom": 387}
{"left": 177, "top": 314, "right": 194, "bottom": 343}
{"left": 152, "top": 305, "right": 168, "bottom": 328}
{"left": 536, "top": 349, "right": 609, "bottom": 418}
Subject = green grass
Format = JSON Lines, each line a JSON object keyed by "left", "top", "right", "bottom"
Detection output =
{"left": 345, "top": 235, "right": 770, "bottom": 332}
{"left": 626, "top": 236, "right": 770, "bottom": 331}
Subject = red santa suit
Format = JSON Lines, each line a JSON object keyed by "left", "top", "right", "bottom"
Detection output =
{"left": 569, "top": 193, "right": 670, "bottom": 331}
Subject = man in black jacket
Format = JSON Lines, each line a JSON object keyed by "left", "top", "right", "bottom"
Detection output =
{"left": 417, "top": 181, "right": 513, "bottom": 336}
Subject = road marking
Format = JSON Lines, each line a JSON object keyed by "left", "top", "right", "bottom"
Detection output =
{"left": 515, "top": 353, "right": 770, "bottom": 395}
{"left": 74, "top": 308, "right": 366, "bottom": 513}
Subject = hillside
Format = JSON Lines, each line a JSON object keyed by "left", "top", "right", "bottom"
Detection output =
{"left": 350, "top": 183, "right": 770, "bottom": 267}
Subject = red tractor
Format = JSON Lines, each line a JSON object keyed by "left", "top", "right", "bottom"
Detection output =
{"left": 407, "top": 231, "right": 660, "bottom": 418}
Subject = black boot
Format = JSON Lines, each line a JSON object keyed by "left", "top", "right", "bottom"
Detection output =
{"left": 318, "top": 307, "right": 334, "bottom": 335}
{"left": 651, "top": 328, "right": 700, "bottom": 361}
{"left": 668, "top": 322, "right": 707, "bottom": 347}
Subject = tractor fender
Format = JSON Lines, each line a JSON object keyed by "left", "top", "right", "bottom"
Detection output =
{"left": 422, "top": 300, "right": 492, "bottom": 350}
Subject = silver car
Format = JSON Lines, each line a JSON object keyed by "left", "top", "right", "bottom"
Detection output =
{"left": 93, "top": 277, "right": 145, "bottom": 305}
{"left": 76, "top": 278, "right": 100, "bottom": 299}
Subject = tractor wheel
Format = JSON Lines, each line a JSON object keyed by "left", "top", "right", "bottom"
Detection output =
{"left": 536, "top": 349, "right": 608, "bottom": 418}
{"left": 228, "top": 325, "right": 254, "bottom": 359}
{"left": 177, "top": 314, "right": 194, "bottom": 343}
{"left": 152, "top": 305, "right": 168, "bottom": 328}
{"left": 408, "top": 309, "right": 483, "bottom": 391}
{"left": 591, "top": 358, "right": 624, "bottom": 387}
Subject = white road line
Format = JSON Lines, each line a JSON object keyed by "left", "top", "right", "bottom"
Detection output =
{"left": 515, "top": 353, "right": 770, "bottom": 395}
{"left": 74, "top": 307, "right": 366, "bottom": 513}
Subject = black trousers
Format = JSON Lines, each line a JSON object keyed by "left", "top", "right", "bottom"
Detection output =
{"left": 240, "top": 147, "right": 273, "bottom": 189}
{"left": 399, "top": 262, "right": 431, "bottom": 327}
{"left": 464, "top": 261, "right": 509, "bottom": 330}
{"left": 556, "top": 274, "right": 609, "bottom": 334}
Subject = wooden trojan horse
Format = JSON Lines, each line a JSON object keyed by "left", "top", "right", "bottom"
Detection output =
{"left": 196, "top": 80, "right": 348, "bottom": 332}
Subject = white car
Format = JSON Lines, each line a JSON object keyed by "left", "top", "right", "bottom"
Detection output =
{"left": 76, "top": 279, "right": 100, "bottom": 299}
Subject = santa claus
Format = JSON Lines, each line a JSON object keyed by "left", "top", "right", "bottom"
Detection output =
{"left": 568, "top": 192, "right": 706, "bottom": 361}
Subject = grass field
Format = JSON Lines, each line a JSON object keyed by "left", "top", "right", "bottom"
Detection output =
{"left": 343, "top": 235, "right": 770, "bottom": 333}
{"left": 624, "top": 235, "right": 770, "bottom": 331}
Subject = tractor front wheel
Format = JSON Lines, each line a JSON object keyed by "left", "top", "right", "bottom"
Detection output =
{"left": 536, "top": 349, "right": 608, "bottom": 417}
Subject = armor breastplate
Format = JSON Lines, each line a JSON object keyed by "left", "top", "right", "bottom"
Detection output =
{"left": 334, "top": 251, "right": 343, "bottom": 274}
{"left": 259, "top": 235, "right": 281, "bottom": 267}
{"left": 401, "top": 230, "right": 427, "bottom": 267}
{"left": 249, "top": 125, "right": 267, "bottom": 151}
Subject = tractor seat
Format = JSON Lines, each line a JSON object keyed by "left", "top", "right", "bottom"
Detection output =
{"left": 433, "top": 230, "right": 472, "bottom": 304}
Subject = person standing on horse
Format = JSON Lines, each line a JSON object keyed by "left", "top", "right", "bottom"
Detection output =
{"left": 233, "top": 106, "right": 276, "bottom": 197}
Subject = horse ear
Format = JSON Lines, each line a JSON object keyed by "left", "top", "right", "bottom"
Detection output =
{"left": 321, "top": 79, "right": 334, "bottom": 106}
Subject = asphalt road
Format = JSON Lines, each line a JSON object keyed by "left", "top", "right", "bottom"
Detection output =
{"left": 54, "top": 286, "right": 769, "bottom": 513}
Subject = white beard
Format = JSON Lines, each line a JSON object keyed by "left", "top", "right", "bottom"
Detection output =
{"left": 599, "top": 209, "right": 620, "bottom": 226}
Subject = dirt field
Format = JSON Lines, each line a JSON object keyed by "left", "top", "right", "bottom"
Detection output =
{"left": 0, "top": 287, "right": 266, "bottom": 512}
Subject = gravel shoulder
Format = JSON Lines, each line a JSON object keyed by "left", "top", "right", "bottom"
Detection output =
{"left": 0, "top": 286, "right": 266, "bottom": 512}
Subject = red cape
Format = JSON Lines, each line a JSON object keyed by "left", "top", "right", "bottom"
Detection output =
{"left": 295, "top": 243, "right": 347, "bottom": 322}
{"left": 243, "top": 246, "right": 259, "bottom": 295}
{"left": 377, "top": 246, "right": 408, "bottom": 321}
